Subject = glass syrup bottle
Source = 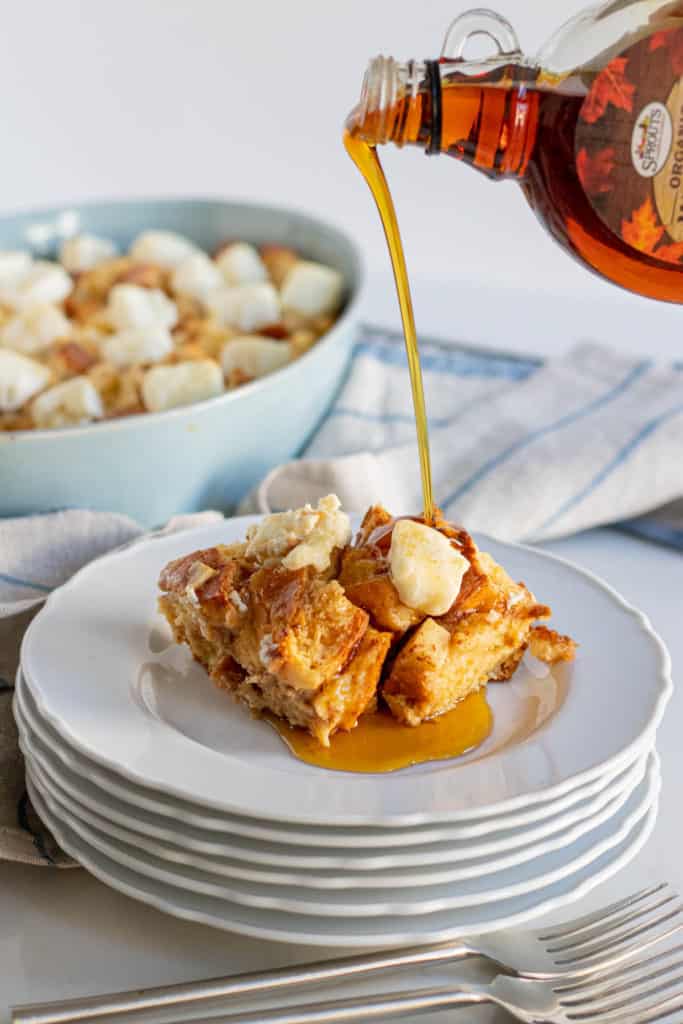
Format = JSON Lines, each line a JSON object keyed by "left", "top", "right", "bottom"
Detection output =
{"left": 347, "top": 0, "right": 683, "bottom": 305}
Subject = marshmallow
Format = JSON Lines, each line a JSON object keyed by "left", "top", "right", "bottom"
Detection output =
{"left": 1, "top": 260, "right": 72, "bottom": 310}
{"left": 129, "top": 230, "right": 200, "bottom": 268}
{"left": 389, "top": 520, "right": 470, "bottom": 617}
{"left": 280, "top": 261, "right": 344, "bottom": 318}
{"left": 221, "top": 336, "right": 291, "bottom": 381}
{"left": 59, "top": 233, "right": 118, "bottom": 274}
{"left": 0, "top": 304, "right": 71, "bottom": 354}
{"left": 106, "top": 284, "right": 178, "bottom": 331}
{"left": 0, "top": 349, "right": 52, "bottom": 412}
{"left": 216, "top": 243, "right": 268, "bottom": 286}
{"left": 31, "top": 376, "right": 103, "bottom": 428}
{"left": 142, "top": 360, "right": 223, "bottom": 413}
{"left": 207, "top": 283, "right": 281, "bottom": 332}
{"left": 171, "top": 253, "right": 223, "bottom": 302}
{"left": 101, "top": 326, "right": 173, "bottom": 368}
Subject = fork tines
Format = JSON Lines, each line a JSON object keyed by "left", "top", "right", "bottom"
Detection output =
{"left": 543, "top": 883, "right": 683, "bottom": 978}
{"left": 554, "top": 940, "right": 683, "bottom": 1022}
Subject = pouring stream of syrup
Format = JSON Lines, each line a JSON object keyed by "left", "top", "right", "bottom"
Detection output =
{"left": 344, "top": 128, "right": 435, "bottom": 525}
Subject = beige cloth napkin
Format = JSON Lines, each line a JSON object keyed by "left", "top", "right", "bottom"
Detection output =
{"left": 1, "top": 509, "right": 222, "bottom": 867}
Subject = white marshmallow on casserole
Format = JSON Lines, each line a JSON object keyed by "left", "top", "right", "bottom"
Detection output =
{"left": 0, "top": 349, "right": 52, "bottom": 412}
{"left": 221, "top": 336, "right": 291, "bottom": 381}
{"left": 129, "top": 231, "right": 200, "bottom": 268}
{"left": 31, "top": 376, "right": 103, "bottom": 428}
{"left": 101, "top": 326, "right": 173, "bottom": 368}
{"left": 59, "top": 234, "right": 118, "bottom": 274}
{"left": 280, "top": 261, "right": 344, "bottom": 319}
{"left": 142, "top": 360, "right": 223, "bottom": 413}
{"left": 171, "top": 253, "right": 223, "bottom": 303}
{"left": 0, "top": 251, "right": 32, "bottom": 287}
{"left": 207, "top": 282, "right": 281, "bottom": 333}
{"left": 0, "top": 261, "right": 72, "bottom": 310}
{"left": 0, "top": 304, "right": 71, "bottom": 354}
{"left": 245, "top": 494, "right": 351, "bottom": 572}
{"left": 389, "top": 519, "right": 470, "bottom": 617}
{"left": 106, "top": 284, "right": 178, "bottom": 331}
{"left": 216, "top": 243, "right": 268, "bottom": 286}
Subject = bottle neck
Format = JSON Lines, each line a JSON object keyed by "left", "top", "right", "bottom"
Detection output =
{"left": 351, "top": 56, "right": 540, "bottom": 181}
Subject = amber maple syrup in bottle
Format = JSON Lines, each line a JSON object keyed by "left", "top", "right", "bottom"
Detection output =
{"left": 346, "top": 2, "right": 683, "bottom": 305}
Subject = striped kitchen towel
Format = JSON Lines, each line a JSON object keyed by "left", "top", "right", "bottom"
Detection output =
{"left": 246, "top": 329, "right": 683, "bottom": 548}
{"left": 0, "top": 509, "right": 222, "bottom": 866}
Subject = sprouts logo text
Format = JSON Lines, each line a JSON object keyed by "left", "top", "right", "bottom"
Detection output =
{"left": 632, "top": 102, "right": 673, "bottom": 178}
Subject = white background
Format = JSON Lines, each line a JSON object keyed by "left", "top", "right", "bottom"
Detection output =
{"left": 1, "top": 0, "right": 681, "bottom": 351}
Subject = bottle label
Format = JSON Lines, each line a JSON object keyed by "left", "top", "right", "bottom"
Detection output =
{"left": 576, "top": 27, "right": 683, "bottom": 266}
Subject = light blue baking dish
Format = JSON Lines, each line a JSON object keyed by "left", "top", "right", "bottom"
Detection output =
{"left": 0, "top": 198, "right": 362, "bottom": 526}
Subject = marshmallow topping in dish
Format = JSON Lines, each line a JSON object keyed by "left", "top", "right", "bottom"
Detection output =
{"left": 0, "top": 232, "right": 345, "bottom": 431}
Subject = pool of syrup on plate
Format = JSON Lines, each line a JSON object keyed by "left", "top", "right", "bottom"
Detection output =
{"left": 268, "top": 689, "right": 492, "bottom": 774}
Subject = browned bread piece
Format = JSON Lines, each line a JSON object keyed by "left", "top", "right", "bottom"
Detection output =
{"left": 339, "top": 506, "right": 423, "bottom": 634}
{"left": 338, "top": 506, "right": 567, "bottom": 727}
{"left": 339, "top": 506, "right": 496, "bottom": 638}
{"left": 231, "top": 627, "right": 392, "bottom": 745}
{"left": 529, "top": 625, "right": 577, "bottom": 664}
{"left": 158, "top": 542, "right": 391, "bottom": 746}
{"left": 231, "top": 564, "right": 370, "bottom": 690}
{"left": 383, "top": 549, "right": 551, "bottom": 725}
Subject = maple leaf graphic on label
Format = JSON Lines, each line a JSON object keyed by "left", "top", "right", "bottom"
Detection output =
{"left": 622, "top": 197, "right": 683, "bottom": 264}
{"left": 581, "top": 58, "right": 636, "bottom": 124}
{"left": 647, "top": 27, "right": 683, "bottom": 75}
{"left": 577, "top": 146, "right": 616, "bottom": 195}
{"left": 622, "top": 197, "right": 664, "bottom": 253}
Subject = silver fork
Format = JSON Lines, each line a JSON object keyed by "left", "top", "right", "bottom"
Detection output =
{"left": 180, "top": 945, "right": 683, "bottom": 1024}
{"left": 12, "top": 884, "right": 683, "bottom": 1024}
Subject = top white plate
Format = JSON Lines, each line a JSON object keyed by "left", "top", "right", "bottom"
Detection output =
{"left": 21, "top": 517, "right": 671, "bottom": 826}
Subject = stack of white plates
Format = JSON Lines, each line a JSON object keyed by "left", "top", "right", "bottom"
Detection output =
{"left": 15, "top": 518, "right": 672, "bottom": 948}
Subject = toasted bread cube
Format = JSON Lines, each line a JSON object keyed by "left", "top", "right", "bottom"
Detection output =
{"left": 259, "top": 244, "right": 298, "bottom": 287}
{"left": 158, "top": 543, "right": 389, "bottom": 747}
{"left": 339, "top": 546, "right": 423, "bottom": 634}
{"left": 232, "top": 566, "right": 368, "bottom": 690}
{"left": 384, "top": 602, "right": 538, "bottom": 727}
{"left": 529, "top": 625, "right": 577, "bottom": 664}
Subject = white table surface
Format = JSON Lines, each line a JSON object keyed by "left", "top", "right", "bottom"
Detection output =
{"left": 2, "top": 275, "right": 682, "bottom": 1024}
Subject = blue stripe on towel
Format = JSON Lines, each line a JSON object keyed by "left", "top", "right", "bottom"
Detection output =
{"left": 0, "top": 572, "right": 52, "bottom": 594}
{"left": 353, "top": 340, "right": 538, "bottom": 381}
{"left": 440, "top": 360, "right": 652, "bottom": 509}
{"left": 328, "top": 407, "right": 455, "bottom": 429}
{"left": 537, "top": 400, "right": 683, "bottom": 535}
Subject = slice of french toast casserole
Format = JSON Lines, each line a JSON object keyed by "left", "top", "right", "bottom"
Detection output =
{"left": 159, "top": 496, "right": 575, "bottom": 746}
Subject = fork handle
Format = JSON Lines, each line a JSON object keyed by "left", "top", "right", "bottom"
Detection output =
{"left": 188, "top": 984, "right": 488, "bottom": 1024}
{"left": 11, "top": 942, "right": 473, "bottom": 1024}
